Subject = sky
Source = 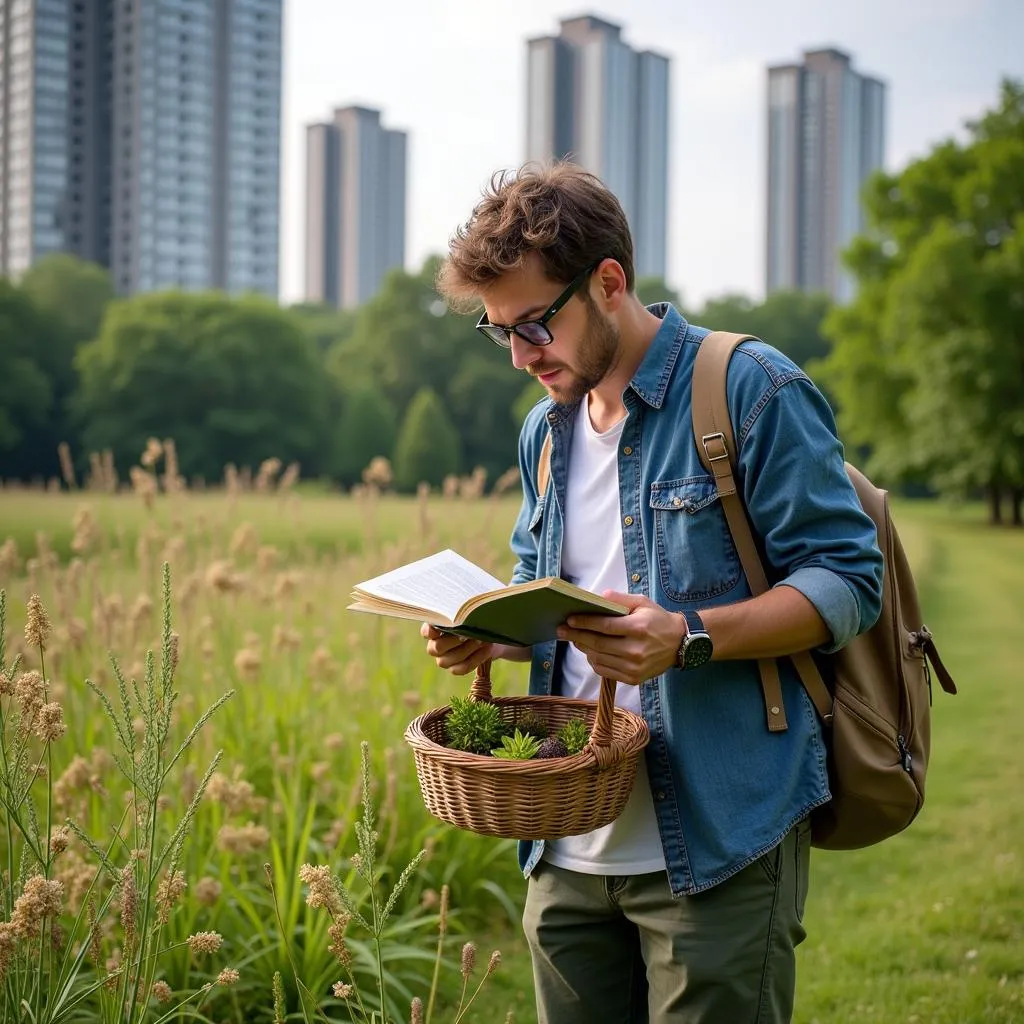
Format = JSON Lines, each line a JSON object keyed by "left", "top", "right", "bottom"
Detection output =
{"left": 278, "top": 0, "right": 1024, "bottom": 309}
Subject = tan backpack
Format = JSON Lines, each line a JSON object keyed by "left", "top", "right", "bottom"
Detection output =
{"left": 692, "top": 332, "right": 957, "bottom": 849}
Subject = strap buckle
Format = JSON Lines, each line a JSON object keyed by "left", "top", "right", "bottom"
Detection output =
{"left": 702, "top": 432, "right": 730, "bottom": 463}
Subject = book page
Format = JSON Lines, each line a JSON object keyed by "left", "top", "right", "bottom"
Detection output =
{"left": 353, "top": 549, "right": 506, "bottom": 623}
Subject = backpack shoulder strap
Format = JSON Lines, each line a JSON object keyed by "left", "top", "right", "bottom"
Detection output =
{"left": 692, "top": 332, "right": 834, "bottom": 731}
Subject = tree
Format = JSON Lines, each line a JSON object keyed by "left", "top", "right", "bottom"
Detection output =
{"left": 446, "top": 356, "right": 524, "bottom": 485}
{"left": 393, "top": 387, "right": 461, "bottom": 491}
{"left": 816, "top": 77, "right": 1024, "bottom": 523}
{"left": 331, "top": 384, "right": 398, "bottom": 487}
{"left": 20, "top": 253, "right": 113, "bottom": 348}
{"left": 74, "top": 292, "right": 331, "bottom": 482}
{"left": 17, "top": 254, "right": 115, "bottom": 480}
{"left": 0, "top": 281, "right": 57, "bottom": 474}
{"left": 288, "top": 301, "right": 356, "bottom": 357}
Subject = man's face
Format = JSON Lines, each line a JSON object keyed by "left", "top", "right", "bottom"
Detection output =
{"left": 480, "top": 255, "right": 620, "bottom": 407}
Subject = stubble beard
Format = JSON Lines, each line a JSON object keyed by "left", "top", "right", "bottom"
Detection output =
{"left": 546, "top": 303, "right": 620, "bottom": 407}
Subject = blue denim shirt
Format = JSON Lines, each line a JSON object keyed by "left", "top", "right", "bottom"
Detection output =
{"left": 509, "top": 305, "right": 884, "bottom": 895}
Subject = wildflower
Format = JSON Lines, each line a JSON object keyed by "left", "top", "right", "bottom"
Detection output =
{"left": 14, "top": 670, "right": 45, "bottom": 725}
{"left": 233, "top": 647, "right": 261, "bottom": 680}
{"left": 216, "top": 822, "right": 270, "bottom": 855}
{"left": 25, "top": 594, "right": 51, "bottom": 649}
{"left": 156, "top": 869, "right": 187, "bottom": 923}
{"left": 410, "top": 996, "right": 424, "bottom": 1023}
{"left": 152, "top": 980, "right": 173, "bottom": 1003}
{"left": 327, "top": 921, "right": 352, "bottom": 967}
{"left": 206, "top": 560, "right": 245, "bottom": 593}
{"left": 0, "top": 922, "right": 16, "bottom": 981}
{"left": 140, "top": 437, "right": 163, "bottom": 468}
{"left": 461, "top": 941, "right": 477, "bottom": 980}
{"left": 216, "top": 967, "right": 240, "bottom": 986}
{"left": 194, "top": 876, "right": 222, "bottom": 907}
{"left": 0, "top": 537, "right": 21, "bottom": 577}
{"left": 50, "top": 825, "right": 71, "bottom": 857}
{"left": 187, "top": 931, "right": 224, "bottom": 954}
{"left": 230, "top": 521, "right": 259, "bottom": 557}
{"left": 34, "top": 701, "right": 66, "bottom": 742}
{"left": 333, "top": 981, "right": 354, "bottom": 1000}
{"left": 11, "top": 875, "right": 64, "bottom": 940}
{"left": 487, "top": 950, "right": 502, "bottom": 975}
{"left": 298, "top": 863, "right": 343, "bottom": 916}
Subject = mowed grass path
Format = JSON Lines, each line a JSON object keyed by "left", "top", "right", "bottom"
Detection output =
{"left": 465, "top": 500, "right": 1024, "bottom": 1024}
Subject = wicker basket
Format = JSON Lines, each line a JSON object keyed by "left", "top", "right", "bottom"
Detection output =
{"left": 405, "top": 659, "right": 650, "bottom": 840}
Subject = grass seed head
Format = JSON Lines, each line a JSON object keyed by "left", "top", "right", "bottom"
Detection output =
{"left": 25, "top": 594, "right": 51, "bottom": 649}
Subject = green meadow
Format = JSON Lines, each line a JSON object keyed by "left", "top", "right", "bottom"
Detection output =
{"left": 0, "top": 487, "right": 1019, "bottom": 1022}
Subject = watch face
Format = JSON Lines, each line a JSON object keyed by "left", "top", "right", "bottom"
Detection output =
{"left": 684, "top": 634, "right": 713, "bottom": 669}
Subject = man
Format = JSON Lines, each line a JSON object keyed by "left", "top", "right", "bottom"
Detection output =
{"left": 421, "top": 162, "right": 883, "bottom": 1024}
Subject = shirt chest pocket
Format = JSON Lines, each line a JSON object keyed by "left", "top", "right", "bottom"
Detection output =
{"left": 649, "top": 477, "right": 741, "bottom": 604}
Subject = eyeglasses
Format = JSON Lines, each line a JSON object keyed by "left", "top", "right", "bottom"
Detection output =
{"left": 475, "top": 259, "right": 603, "bottom": 349}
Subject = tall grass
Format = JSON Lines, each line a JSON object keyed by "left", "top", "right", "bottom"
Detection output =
{"left": 1, "top": 474, "right": 1020, "bottom": 1022}
{"left": 0, "top": 477, "right": 528, "bottom": 1021}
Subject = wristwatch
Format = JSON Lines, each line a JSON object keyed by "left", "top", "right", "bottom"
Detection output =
{"left": 676, "top": 609, "right": 713, "bottom": 670}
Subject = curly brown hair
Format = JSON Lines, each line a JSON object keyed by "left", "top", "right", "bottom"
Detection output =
{"left": 437, "top": 162, "right": 635, "bottom": 312}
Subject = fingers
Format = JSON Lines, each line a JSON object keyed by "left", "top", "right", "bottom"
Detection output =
{"left": 421, "top": 623, "right": 491, "bottom": 675}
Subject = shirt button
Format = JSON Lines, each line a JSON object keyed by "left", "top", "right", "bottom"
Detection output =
{"left": 623, "top": 515, "right": 633, "bottom": 526}
{"left": 672, "top": 497, "right": 682, "bottom": 507}
{"left": 622, "top": 446, "right": 632, "bottom": 455}
{"left": 770, "top": 706, "right": 781, "bottom": 715}
{"left": 542, "top": 661, "right": 551, "bottom": 670}
{"left": 631, "top": 573, "right": 641, "bottom": 583}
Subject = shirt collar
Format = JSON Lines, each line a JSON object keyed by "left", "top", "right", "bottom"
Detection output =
{"left": 628, "top": 303, "right": 687, "bottom": 409}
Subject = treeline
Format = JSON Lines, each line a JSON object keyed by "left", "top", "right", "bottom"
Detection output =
{"left": 0, "top": 253, "right": 831, "bottom": 493}
{"left": 2, "top": 78, "right": 1020, "bottom": 520}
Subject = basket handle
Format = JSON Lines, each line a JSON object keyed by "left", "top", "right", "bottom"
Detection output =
{"left": 469, "top": 661, "right": 624, "bottom": 769}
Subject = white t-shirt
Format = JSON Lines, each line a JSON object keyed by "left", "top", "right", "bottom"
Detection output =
{"left": 541, "top": 400, "right": 667, "bottom": 876}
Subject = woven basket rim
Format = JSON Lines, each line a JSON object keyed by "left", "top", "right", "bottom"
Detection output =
{"left": 405, "top": 694, "right": 649, "bottom": 777}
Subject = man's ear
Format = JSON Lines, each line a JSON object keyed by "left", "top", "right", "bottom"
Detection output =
{"left": 592, "top": 258, "right": 628, "bottom": 313}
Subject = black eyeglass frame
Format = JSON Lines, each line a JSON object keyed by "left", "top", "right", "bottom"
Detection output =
{"left": 475, "top": 259, "right": 605, "bottom": 349}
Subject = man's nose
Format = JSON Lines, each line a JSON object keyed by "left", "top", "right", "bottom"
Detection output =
{"left": 510, "top": 333, "right": 543, "bottom": 372}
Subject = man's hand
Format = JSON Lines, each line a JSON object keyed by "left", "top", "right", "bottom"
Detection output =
{"left": 557, "top": 593, "right": 684, "bottom": 685}
{"left": 420, "top": 623, "right": 495, "bottom": 676}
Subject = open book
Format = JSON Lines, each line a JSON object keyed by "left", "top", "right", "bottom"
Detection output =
{"left": 347, "top": 549, "right": 628, "bottom": 647}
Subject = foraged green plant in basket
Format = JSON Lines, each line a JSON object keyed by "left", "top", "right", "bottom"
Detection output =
{"left": 404, "top": 659, "right": 649, "bottom": 840}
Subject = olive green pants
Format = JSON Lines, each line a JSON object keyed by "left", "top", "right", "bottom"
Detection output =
{"left": 521, "top": 819, "right": 811, "bottom": 1024}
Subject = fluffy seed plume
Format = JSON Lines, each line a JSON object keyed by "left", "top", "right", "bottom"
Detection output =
{"left": 34, "top": 701, "right": 67, "bottom": 742}
{"left": 333, "top": 981, "right": 354, "bottom": 1000}
{"left": 194, "top": 876, "right": 222, "bottom": 907}
{"left": 298, "top": 863, "right": 343, "bottom": 916}
{"left": 487, "top": 949, "right": 502, "bottom": 975}
{"left": 187, "top": 931, "right": 223, "bottom": 954}
{"left": 216, "top": 967, "right": 240, "bottom": 986}
{"left": 155, "top": 869, "right": 187, "bottom": 923}
{"left": 152, "top": 980, "right": 173, "bottom": 1003}
{"left": 327, "top": 920, "right": 352, "bottom": 967}
{"left": 25, "top": 594, "right": 51, "bottom": 649}
{"left": 11, "top": 875, "right": 64, "bottom": 940}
